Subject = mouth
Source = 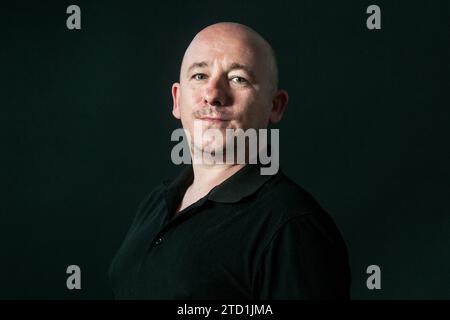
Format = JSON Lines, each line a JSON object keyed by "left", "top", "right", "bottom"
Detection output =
{"left": 199, "top": 117, "right": 230, "bottom": 123}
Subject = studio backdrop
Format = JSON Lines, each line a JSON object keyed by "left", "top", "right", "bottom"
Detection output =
{"left": 1, "top": 0, "right": 449, "bottom": 299}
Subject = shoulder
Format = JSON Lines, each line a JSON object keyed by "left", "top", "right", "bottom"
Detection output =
{"left": 258, "top": 170, "right": 328, "bottom": 221}
{"left": 138, "top": 182, "right": 167, "bottom": 211}
{"left": 128, "top": 182, "right": 167, "bottom": 228}
{"left": 253, "top": 170, "right": 347, "bottom": 248}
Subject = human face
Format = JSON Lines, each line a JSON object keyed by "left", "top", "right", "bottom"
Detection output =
{"left": 172, "top": 31, "right": 276, "bottom": 157}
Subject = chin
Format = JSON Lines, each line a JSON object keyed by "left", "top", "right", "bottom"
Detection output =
{"left": 203, "top": 143, "right": 227, "bottom": 155}
{"left": 190, "top": 141, "right": 226, "bottom": 163}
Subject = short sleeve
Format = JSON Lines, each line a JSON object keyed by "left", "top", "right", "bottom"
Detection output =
{"left": 254, "top": 211, "right": 351, "bottom": 299}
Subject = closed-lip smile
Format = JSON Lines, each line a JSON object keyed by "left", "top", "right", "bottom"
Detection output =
{"left": 200, "top": 117, "right": 229, "bottom": 121}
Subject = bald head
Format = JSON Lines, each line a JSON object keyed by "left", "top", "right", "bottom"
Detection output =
{"left": 179, "top": 22, "right": 279, "bottom": 93}
{"left": 171, "top": 21, "right": 289, "bottom": 150}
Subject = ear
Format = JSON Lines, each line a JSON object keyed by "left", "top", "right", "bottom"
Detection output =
{"left": 269, "top": 89, "right": 289, "bottom": 123}
{"left": 171, "top": 82, "right": 181, "bottom": 119}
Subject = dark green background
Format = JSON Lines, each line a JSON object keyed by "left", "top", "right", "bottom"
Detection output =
{"left": 1, "top": 0, "right": 449, "bottom": 299}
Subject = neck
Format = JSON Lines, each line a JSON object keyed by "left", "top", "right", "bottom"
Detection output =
{"left": 191, "top": 162, "right": 246, "bottom": 192}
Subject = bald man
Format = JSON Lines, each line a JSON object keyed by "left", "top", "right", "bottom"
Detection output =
{"left": 109, "top": 22, "right": 351, "bottom": 299}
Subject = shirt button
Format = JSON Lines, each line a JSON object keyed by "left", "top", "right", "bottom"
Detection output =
{"left": 154, "top": 238, "right": 163, "bottom": 245}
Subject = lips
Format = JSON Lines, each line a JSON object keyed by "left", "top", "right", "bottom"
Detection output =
{"left": 193, "top": 107, "right": 232, "bottom": 122}
{"left": 200, "top": 117, "right": 229, "bottom": 122}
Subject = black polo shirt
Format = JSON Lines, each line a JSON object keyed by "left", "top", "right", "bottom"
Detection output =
{"left": 108, "top": 163, "right": 351, "bottom": 299}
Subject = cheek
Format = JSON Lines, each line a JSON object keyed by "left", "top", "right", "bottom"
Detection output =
{"left": 233, "top": 94, "right": 268, "bottom": 126}
{"left": 183, "top": 85, "right": 203, "bottom": 102}
{"left": 179, "top": 90, "right": 195, "bottom": 114}
{"left": 234, "top": 91, "right": 255, "bottom": 110}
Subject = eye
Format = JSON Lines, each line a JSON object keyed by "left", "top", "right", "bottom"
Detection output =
{"left": 192, "top": 73, "right": 207, "bottom": 81}
{"left": 230, "top": 76, "right": 248, "bottom": 85}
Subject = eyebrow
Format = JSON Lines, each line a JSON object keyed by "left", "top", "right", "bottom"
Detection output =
{"left": 187, "top": 61, "right": 208, "bottom": 74}
{"left": 228, "top": 63, "right": 256, "bottom": 80}
{"left": 186, "top": 61, "right": 256, "bottom": 80}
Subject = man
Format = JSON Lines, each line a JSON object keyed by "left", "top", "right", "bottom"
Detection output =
{"left": 109, "top": 22, "right": 351, "bottom": 299}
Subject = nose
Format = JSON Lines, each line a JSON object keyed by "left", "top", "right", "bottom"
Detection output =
{"left": 203, "top": 77, "right": 229, "bottom": 107}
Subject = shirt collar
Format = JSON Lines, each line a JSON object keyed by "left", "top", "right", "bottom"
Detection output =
{"left": 164, "top": 163, "right": 279, "bottom": 204}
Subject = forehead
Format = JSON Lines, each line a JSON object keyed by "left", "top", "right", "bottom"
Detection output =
{"left": 181, "top": 35, "right": 262, "bottom": 74}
